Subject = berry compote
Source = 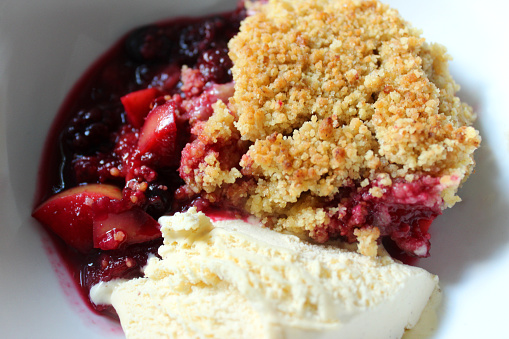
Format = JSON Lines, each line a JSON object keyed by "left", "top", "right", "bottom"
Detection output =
{"left": 33, "top": 4, "right": 247, "bottom": 315}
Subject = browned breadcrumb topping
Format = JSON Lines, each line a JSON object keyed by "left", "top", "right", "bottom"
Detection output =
{"left": 181, "top": 0, "right": 480, "bottom": 254}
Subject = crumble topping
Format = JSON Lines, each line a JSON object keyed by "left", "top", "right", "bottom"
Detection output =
{"left": 179, "top": 100, "right": 249, "bottom": 195}
{"left": 179, "top": 0, "right": 480, "bottom": 256}
{"left": 354, "top": 227, "right": 380, "bottom": 258}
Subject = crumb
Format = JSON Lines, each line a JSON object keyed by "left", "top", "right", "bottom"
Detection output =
{"left": 354, "top": 227, "right": 380, "bottom": 257}
{"left": 180, "top": 0, "right": 480, "bottom": 255}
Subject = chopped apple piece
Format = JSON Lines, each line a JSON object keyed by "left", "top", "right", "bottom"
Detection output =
{"left": 137, "top": 101, "right": 178, "bottom": 167}
{"left": 93, "top": 207, "right": 161, "bottom": 251}
{"left": 32, "top": 184, "right": 122, "bottom": 253}
{"left": 121, "top": 88, "right": 162, "bottom": 128}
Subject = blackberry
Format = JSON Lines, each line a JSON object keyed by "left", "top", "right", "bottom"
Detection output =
{"left": 197, "top": 47, "right": 232, "bottom": 83}
{"left": 63, "top": 105, "right": 122, "bottom": 155}
{"left": 125, "top": 25, "right": 172, "bottom": 63}
{"left": 178, "top": 16, "right": 226, "bottom": 62}
{"left": 72, "top": 154, "right": 121, "bottom": 184}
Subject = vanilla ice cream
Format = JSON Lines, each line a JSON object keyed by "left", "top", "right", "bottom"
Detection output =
{"left": 92, "top": 208, "right": 438, "bottom": 338}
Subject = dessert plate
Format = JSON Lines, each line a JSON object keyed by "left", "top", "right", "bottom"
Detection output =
{"left": 1, "top": 0, "right": 508, "bottom": 338}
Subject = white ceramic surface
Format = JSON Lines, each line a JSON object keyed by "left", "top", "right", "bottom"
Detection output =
{"left": 1, "top": 0, "right": 508, "bottom": 338}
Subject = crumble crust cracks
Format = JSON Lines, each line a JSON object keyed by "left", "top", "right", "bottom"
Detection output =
{"left": 179, "top": 0, "right": 480, "bottom": 257}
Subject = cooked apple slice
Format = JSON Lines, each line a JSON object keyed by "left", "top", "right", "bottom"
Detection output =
{"left": 137, "top": 101, "right": 178, "bottom": 167}
{"left": 93, "top": 207, "right": 161, "bottom": 251}
{"left": 32, "top": 184, "right": 123, "bottom": 253}
{"left": 121, "top": 87, "right": 162, "bottom": 128}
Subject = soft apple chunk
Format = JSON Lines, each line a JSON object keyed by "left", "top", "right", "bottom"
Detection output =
{"left": 93, "top": 208, "right": 161, "bottom": 251}
{"left": 137, "top": 101, "right": 178, "bottom": 167}
{"left": 121, "top": 88, "right": 162, "bottom": 128}
{"left": 32, "top": 184, "right": 123, "bottom": 253}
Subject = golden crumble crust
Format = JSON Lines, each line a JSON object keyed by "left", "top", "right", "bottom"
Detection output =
{"left": 181, "top": 0, "right": 480, "bottom": 251}
{"left": 354, "top": 227, "right": 381, "bottom": 257}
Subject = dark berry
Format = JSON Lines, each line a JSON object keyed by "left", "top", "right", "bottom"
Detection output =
{"left": 81, "top": 238, "right": 162, "bottom": 290}
{"left": 178, "top": 17, "right": 226, "bottom": 61}
{"left": 72, "top": 154, "right": 121, "bottom": 184}
{"left": 197, "top": 47, "right": 232, "bottom": 83}
{"left": 62, "top": 106, "right": 121, "bottom": 155}
{"left": 125, "top": 25, "right": 172, "bottom": 63}
{"left": 144, "top": 182, "right": 172, "bottom": 218}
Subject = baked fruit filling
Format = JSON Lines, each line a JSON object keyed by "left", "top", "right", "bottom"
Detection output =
{"left": 33, "top": 0, "right": 479, "bottom": 311}
{"left": 33, "top": 6, "right": 247, "bottom": 309}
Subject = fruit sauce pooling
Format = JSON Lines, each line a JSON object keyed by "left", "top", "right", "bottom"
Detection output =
{"left": 35, "top": 6, "right": 247, "bottom": 314}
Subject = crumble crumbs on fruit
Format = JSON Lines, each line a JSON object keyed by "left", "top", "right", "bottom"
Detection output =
{"left": 178, "top": 0, "right": 480, "bottom": 257}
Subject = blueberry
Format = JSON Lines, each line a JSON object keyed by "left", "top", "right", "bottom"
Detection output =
{"left": 144, "top": 182, "right": 172, "bottom": 218}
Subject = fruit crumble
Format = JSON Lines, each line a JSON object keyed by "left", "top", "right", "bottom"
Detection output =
{"left": 33, "top": 0, "right": 479, "bottom": 314}
{"left": 178, "top": 0, "right": 480, "bottom": 257}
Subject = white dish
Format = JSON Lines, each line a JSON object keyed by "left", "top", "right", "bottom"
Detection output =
{"left": 1, "top": 0, "right": 508, "bottom": 338}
